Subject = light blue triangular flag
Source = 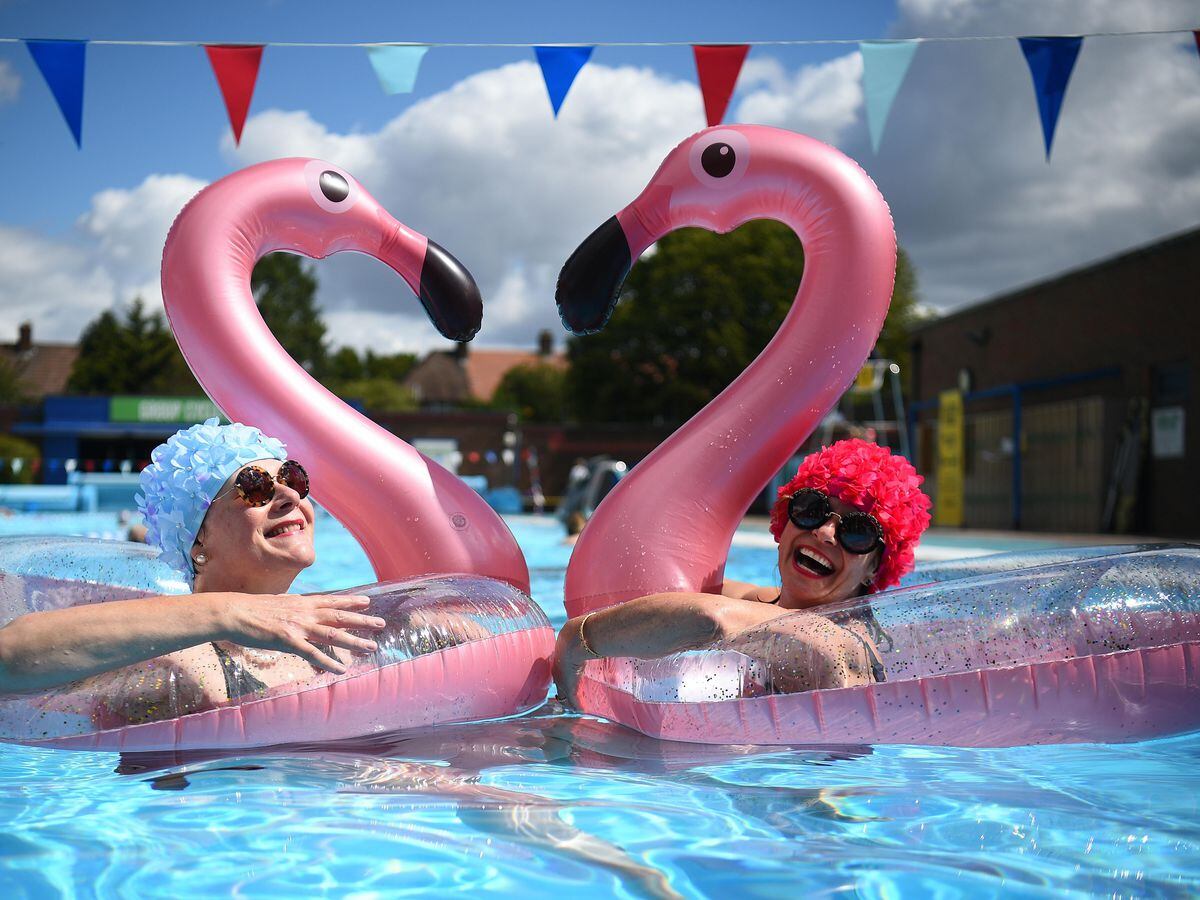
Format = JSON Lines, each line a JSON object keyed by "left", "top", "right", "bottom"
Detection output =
{"left": 367, "top": 45, "right": 429, "bottom": 95}
{"left": 534, "top": 46, "right": 594, "bottom": 117}
{"left": 860, "top": 41, "right": 919, "bottom": 153}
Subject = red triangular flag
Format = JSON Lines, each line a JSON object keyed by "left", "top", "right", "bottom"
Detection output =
{"left": 692, "top": 45, "right": 749, "bottom": 126}
{"left": 204, "top": 45, "right": 264, "bottom": 145}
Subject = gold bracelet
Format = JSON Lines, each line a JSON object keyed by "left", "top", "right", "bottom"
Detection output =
{"left": 578, "top": 611, "right": 600, "bottom": 658}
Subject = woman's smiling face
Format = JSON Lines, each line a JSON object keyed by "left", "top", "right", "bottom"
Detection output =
{"left": 777, "top": 492, "right": 880, "bottom": 610}
{"left": 193, "top": 459, "right": 316, "bottom": 589}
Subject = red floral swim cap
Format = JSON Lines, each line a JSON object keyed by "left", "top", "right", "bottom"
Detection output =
{"left": 768, "top": 439, "right": 932, "bottom": 592}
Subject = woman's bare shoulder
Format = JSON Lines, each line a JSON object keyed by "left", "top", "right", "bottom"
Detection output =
{"left": 720, "top": 580, "right": 780, "bottom": 603}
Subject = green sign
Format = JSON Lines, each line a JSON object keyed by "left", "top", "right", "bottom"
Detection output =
{"left": 109, "top": 396, "right": 222, "bottom": 424}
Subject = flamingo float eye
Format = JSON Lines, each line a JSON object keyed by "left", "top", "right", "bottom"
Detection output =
{"left": 304, "top": 160, "right": 358, "bottom": 213}
{"left": 319, "top": 171, "right": 349, "bottom": 202}
{"left": 701, "top": 143, "right": 736, "bottom": 178}
{"left": 688, "top": 129, "right": 750, "bottom": 189}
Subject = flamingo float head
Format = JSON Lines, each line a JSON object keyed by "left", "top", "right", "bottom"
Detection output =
{"left": 557, "top": 125, "right": 887, "bottom": 336}
{"left": 161, "top": 158, "right": 530, "bottom": 591}
{"left": 165, "top": 158, "right": 482, "bottom": 342}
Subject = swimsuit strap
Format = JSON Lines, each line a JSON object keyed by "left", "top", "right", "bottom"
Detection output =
{"left": 848, "top": 631, "right": 888, "bottom": 684}
{"left": 210, "top": 642, "right": 270, "bottom": 700}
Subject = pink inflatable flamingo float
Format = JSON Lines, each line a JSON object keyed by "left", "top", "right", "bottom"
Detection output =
{"left": 0, "top": 160, "right": 555, "bottom": 752}
{"left": 161, "top": 159, "right": 529, "bottom": 593}
{"left": 559, "top": 126, "right": 896, "bottom": 615}
{"left": 556, "top": 127, "right": 1200, "bottom": 747}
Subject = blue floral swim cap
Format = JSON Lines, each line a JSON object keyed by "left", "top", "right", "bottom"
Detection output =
{"left": 136, "top": 417, "right": 287, "bottom": 579}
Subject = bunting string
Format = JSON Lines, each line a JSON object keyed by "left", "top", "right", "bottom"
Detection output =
{"left": 1, "top": 26, "right": 1196, "bottom": 47}
{"left": 8, "top": 25, "right": 1200, "bottom": 156}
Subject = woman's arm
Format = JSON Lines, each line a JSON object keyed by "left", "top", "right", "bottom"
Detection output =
{"left": 553, "top": 593, "right": 788, "bottom": 706}
{"left": 0, "top": 592, "right": 384, "bottom": 695}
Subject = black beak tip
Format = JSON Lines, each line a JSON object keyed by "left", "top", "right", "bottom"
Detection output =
{"left": 555, "top": 216, "right": 632, "bottom": 337}
{"left": 419, "top": 240, "right": 483, "bottom": 342}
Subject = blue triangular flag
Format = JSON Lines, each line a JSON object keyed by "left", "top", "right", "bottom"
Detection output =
{"left": 534, "top": 46, "right": 593, "bottom": 117}
{"left": 366, "top": 45, "right": 429, "bottom": 95}
{"left": 26, "top": 39, "right": 86, "bottom": 147}
{"left": 860, "top": 41, "right": 919, "bottom": 153}
{"left": 1019, "top": 36, "right": 1083, "bottom": 160}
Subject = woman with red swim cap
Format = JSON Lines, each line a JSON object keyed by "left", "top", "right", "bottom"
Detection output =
{"left": 554, "top": 439, "right": 932, "bottom": 705}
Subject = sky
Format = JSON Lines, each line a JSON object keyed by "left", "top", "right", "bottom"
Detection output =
{"left": 0, "top": 0, "right": 1197, "bottom": 357}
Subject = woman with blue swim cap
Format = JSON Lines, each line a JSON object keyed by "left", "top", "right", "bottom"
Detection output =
{"left": 0, "top": 419, "right": 385, "bottom": 707}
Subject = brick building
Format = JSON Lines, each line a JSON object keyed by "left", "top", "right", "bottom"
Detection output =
{"left": 909, "top": 226, "right": 1200, "bottom": 537}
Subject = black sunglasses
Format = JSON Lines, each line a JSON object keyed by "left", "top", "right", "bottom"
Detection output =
{"left": 214, "top": 460, "right": 310, "bottom": 508}
{"left": 787, "top": 488, "right": 883, "bottom": 555}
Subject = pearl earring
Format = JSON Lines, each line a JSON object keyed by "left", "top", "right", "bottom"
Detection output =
{"left": 195, "top": 553, "right": 207, "bottom": 565}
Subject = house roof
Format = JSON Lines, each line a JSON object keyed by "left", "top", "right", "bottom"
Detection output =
{"left": 0, "top": 342, "right": 79, "bottom": 400}
{"left": 463, "top": 349, "right": 566, "bottom": 401}
{"left": 403, "top": 345, "right": 566, "bottom": 405}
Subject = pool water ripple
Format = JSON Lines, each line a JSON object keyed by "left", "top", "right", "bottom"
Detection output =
{"left": 0, "top": 513, "right": 1197, "bottom": 896}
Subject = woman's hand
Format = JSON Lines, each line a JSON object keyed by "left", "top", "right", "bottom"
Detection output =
{"left": 553, "top": 593, "right": 781, "bottom": 707}
{"left": 552, "top": 619, "right": 591, "bottom": 708}
{"left": 215, "top": 593, "right": 386, "bottom": 674}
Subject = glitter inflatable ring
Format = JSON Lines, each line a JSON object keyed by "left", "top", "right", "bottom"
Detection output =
{"left": 556, "top": 127, "right": 1200, "bottom": 747}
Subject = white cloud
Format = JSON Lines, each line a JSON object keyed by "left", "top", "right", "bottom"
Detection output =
{"left": 780, "top": 0, "right": 1200, "bottom": 309}
{"left": 322, "top": 307, "right": 442, "bottom": 355}
{"left": 0, "top": 225, "right": 115, "bottom": 340}
{"left": 223, "top": 61, "right": 704, "bottom": 351}
{"left": 0, "top": 173, "right": 204, "bottom": 342}
{"left": 737, "top": 52, "right": 864, "bottom": 145}
{"left": 78, "top": 174, "right": 207, "bottom": 296}
{"left": 0, "top": 60, "right": 19, "bottom": 105}
{"left": 8, "top": 9, "right": 1197, "bottom": 358}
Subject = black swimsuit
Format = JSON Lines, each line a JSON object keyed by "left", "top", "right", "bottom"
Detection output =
{"left": 209, "top": 642, "right": 341, "bottom": 701}
{"left": 209, "top": 643, "right": 340, "bottom": 700}
{"left": 210, "top": 643, "right": 269, "bottom": 699}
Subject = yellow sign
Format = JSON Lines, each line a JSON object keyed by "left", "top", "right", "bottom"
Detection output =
{"left": 935, "top": 389, "right": 965, "bottom": 527}
{"left": 852, "top": 362, "right": 883, "bottom": 393}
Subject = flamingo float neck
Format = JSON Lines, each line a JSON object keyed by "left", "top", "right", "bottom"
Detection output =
{"left": 161, "top": 158, "right": 529, "bottom": 592}
{"left": 558, "top": 127, "right": 896, "bottom": 615}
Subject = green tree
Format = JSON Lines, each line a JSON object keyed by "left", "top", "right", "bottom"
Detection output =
{"left": 333, "top": 378, "right": 418, "bottom": 413}
{"left": 0, "top": 434, "right": 39, "bottom": 484}
{"left": 363, "top": 350, "right": 417, "bottom": 382}
{"left": 69, "top": 253, "right": 336, "bottom": 397}
{"left": 328, "top": 346, "right": 365, "bottom": 382}
{"left": 67, "top": 299, "right": 200, "bottom": 395}
{"left": 566, "top": 221, "right": 927, "bottom": 424}
{"left": 493, "top": 363, "right": 567, "bottom": 423}
{"left": 251, "top": 252, "right": 327, "bottom": 376}
{"left": 566, "top": 220, "right": 804, "bottom": 424}
{"left": 873, "top": 247, "right": 933, "bottom": 386}
{"left": 0, "top": 357, "right": 29, "bottom": 405}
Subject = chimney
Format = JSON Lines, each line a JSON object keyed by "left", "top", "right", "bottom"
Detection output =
{"left": 453, "top": 341, "right": 469, "bottom": 363}
{"left": 15, "top": 322, "right": 31, "bottom": 353}
{"left": 537, "top": 329, "right": 553, "bottom": 357}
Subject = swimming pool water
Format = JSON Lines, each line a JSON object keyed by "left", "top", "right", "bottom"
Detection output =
{"left": 0, "top": 512, "right": 1197, "bottom": 897}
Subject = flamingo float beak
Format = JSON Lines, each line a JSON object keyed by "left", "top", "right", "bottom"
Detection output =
{"left": 417, "top": 239, "right": 483, "bottom": 342}
{"left": 556, "top": 216, "right": 632, "bottom": 336}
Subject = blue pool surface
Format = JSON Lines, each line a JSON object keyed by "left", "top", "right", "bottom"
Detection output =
{"left": 0, "top": 511, "right": 1197, "bottom": 897}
